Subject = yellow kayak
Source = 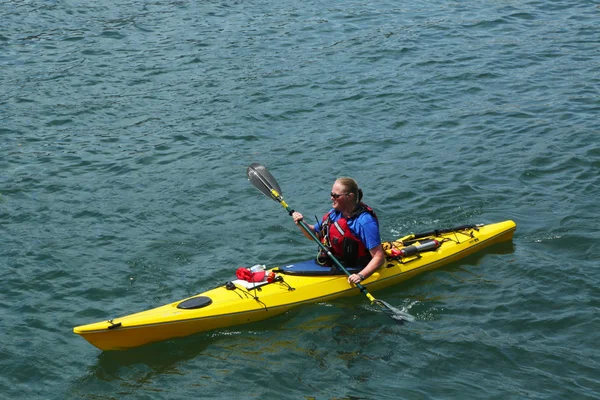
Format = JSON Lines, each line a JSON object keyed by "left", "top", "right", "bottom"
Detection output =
{"left": 73, "top": 220, "right": 516, "bottom": 351}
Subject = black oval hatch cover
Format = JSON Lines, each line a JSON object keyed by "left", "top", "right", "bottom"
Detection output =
{"left": 177, "top": 296, "right": 213, "bottom": 310}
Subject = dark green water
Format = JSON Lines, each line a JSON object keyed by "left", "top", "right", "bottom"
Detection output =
{"left": 2, "top": 0, "right": 599, "bottom": 399}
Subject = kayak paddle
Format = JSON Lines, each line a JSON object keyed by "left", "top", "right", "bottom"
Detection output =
{"left": 246, "top": 163, "right": 414, "bottom": 322}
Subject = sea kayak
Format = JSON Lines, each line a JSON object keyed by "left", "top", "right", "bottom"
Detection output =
{"left": 73, "top": 220, "right": 516, "bottom": 351}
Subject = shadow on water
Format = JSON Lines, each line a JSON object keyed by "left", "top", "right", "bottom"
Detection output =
{"left": 73, "top": 337, "right": 212, "bottom": 383}
{"left": 67, "top": 331, "right": 243, "bottom": 397}
{"left": 69, "top": 309, "right": 300, "bottom": 379}
{"left": 97, "top": 338, "right": 211, "bottom": 370}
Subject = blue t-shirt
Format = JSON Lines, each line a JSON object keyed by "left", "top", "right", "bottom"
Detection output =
{"left": 314, "top": 209, "right": 381, "bottom": 250}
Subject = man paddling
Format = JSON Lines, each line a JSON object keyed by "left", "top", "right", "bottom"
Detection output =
{"left": 292, "top": 177, "right": 385, "bottom": 285}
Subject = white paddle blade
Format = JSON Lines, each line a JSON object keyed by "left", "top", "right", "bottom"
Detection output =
{"left": 376, "top": 299, "right": 416, "bottom": 322}
{"left": 247, "top": 163, "right": 283, "bottom": 201}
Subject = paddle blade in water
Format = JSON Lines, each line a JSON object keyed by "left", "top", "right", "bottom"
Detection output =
{"left": 374, "top": 299, "right": 416, "bottom": 322}
{"left": 247, "top": 163, "right": 283, "bottom": 201}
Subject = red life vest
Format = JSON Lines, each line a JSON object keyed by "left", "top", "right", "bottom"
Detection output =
{"left": 319, "top": 203, "right": 378, "bottom": 267}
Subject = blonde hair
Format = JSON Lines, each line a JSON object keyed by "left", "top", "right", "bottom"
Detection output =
{"left": 336, "top": 177, "right": 363, "bottom": 202}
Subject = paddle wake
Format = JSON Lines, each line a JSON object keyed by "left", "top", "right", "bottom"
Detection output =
{"left": 374, "top": 299, "right": 416, "bottom": 322}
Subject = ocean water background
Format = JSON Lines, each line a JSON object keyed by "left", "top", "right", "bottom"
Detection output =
{"left": 1, "top": 0, "right": 599, "bottom": 398}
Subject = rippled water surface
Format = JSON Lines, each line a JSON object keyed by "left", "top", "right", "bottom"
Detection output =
{"left": 1, "top": 0, "right": 599, "bottom": 399}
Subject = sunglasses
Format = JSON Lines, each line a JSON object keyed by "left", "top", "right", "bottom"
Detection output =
{"left": 330, "top": 192, "right": 348, "bottom": 199}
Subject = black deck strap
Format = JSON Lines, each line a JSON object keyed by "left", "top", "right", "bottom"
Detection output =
{"left": 253, "top": 296, "right": 268, "bottom": 311}
{"left": 412, "top": 224, "right": 478, "bottom": 240}
{"left": 275, "top": 276, "right": 295, "bottom": 291}
{"left": 107, "top": 319, "right": 122, "bottom": 330}
{"left": 246, "top": 281, "right": 268, "bottom": 311}
{"left": 177, "top": 296, "right": 213, "bottom": 310}
{"left": 387, "top": 253, "right": 421, "bottom": 264}
{"left": 400, "top": 239, "right": 417, "bottom": 247}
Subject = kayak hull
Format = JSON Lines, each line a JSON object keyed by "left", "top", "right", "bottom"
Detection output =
{"left": 74, "top": 220, "right": 516, "bottom": 351}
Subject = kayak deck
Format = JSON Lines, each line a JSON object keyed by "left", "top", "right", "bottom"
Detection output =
{"left": 73, "top": 220, "right": 516, "bottom": 351}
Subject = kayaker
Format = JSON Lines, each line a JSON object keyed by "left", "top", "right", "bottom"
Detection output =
{"left": 292, "top": 177, "right": 384, "bottom": 285}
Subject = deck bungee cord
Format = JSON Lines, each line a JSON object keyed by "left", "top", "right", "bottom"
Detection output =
{"left": 224, "top": 274, "right": 296, "bottom": 312}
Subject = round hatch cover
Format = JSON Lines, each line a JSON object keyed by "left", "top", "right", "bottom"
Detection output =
{"left": 177, "top": 296, "right": 213, "bottom": 309}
